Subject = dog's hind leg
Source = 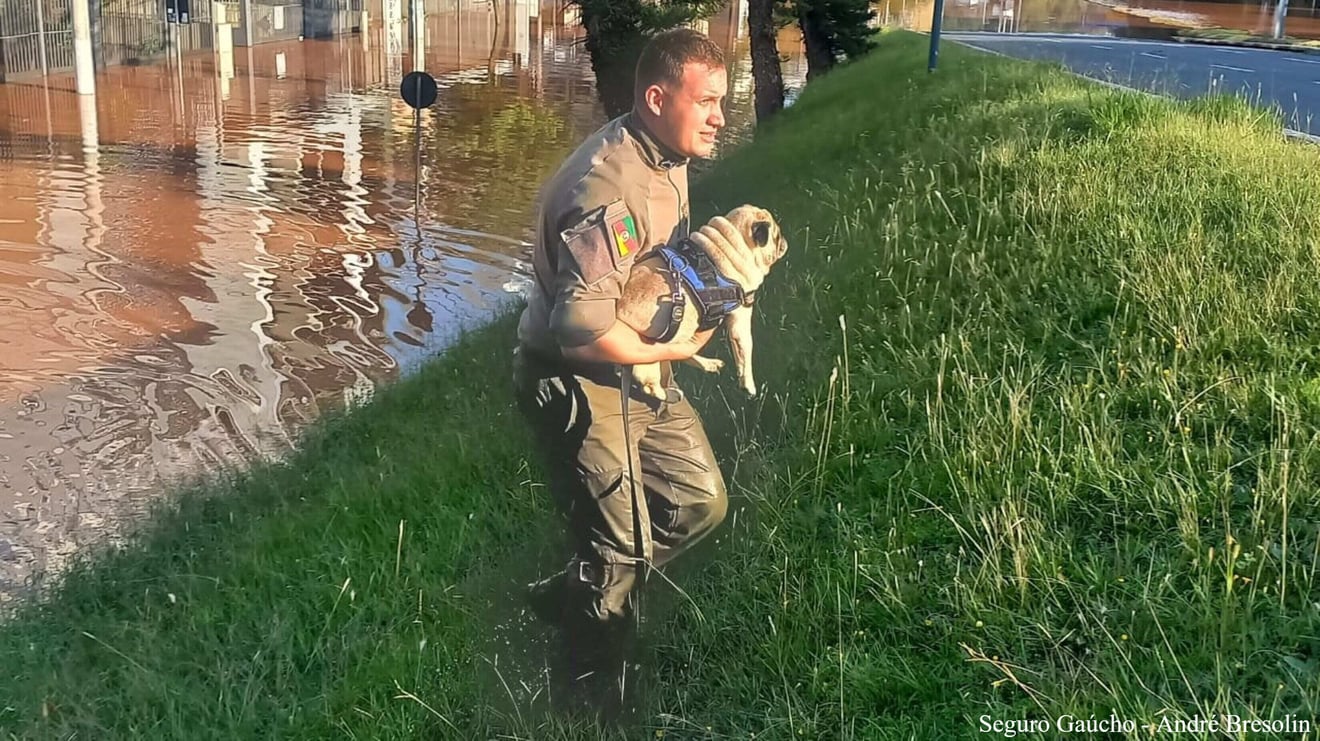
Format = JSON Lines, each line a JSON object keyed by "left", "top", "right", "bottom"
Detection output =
{"left": 726, "top": 307, "right": 757, "bottom": 398}
{"left": 631, "top": 362, "right": 668, "bottom": 401}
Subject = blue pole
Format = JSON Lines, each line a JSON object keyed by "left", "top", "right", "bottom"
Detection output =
{"left": 928, "top": 0, "right": 946, "bottom": 71}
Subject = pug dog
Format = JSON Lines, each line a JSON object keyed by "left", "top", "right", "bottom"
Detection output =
{"left": 617, "top": 204, "right": 789, "bottom": 401}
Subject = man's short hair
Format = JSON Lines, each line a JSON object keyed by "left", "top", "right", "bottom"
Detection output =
{"left": 633, "top": 27, "right": 726, "bottom": 103}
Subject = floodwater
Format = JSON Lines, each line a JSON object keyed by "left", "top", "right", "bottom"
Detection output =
{"left": 0, "top": 0, "right": 808, "bottom": 608}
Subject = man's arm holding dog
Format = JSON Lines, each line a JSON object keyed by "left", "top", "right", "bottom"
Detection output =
{"left": 548, "top": 237, "right": 715, "bottom": 365}
{"left": 545, "top": 195, "right": 715, "bottom": 365}
{"left": 561, "top": 320, "right": 716, "bottom": 365}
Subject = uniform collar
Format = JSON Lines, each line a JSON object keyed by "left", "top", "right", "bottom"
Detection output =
{"left": 625, "top": 111, "right": 688, "bottom": 171}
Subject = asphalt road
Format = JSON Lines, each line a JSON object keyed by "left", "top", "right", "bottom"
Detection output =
{"left": 944, "top": 32, "right": 1320, "bottom": 137}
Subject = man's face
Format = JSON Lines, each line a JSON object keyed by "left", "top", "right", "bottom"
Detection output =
{"left": 650, "top": 62, "right": 728, "bottom": 159}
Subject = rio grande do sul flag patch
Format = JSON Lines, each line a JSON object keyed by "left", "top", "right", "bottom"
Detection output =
{"left": 611, "top": 214, "right": 638, "bottom": 258}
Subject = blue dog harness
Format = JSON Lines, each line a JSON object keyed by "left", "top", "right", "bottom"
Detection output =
{"left": 651, "top": 237, "right": 756, "bottom": 343}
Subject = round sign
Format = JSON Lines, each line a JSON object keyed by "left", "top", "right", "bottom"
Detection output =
{"left": 400, "top": 71, "right": 438, "bottom": 109}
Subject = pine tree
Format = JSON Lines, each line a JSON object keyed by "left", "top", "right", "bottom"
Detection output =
{"left": 787, "top": 0, "right": 878, "bottom": 80}
{"left": 568, "top": 0, "right": 726, "bottom": 118}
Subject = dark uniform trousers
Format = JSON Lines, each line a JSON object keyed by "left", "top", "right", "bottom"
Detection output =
{"left": 512, "top": 345, "right": 728, "bottom": 628}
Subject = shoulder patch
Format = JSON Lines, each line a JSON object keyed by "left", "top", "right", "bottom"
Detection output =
{"left": 610, "top": 213, "right": 639, "bottom": 258}
{"left": 559, "top": 199, "right": 637, "bottom": 287}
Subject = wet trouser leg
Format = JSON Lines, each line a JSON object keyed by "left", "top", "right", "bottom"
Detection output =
{"left": 512, "top": 347, "right": 729, "bottom": 629}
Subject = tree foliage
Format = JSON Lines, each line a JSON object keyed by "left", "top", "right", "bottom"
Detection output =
{"left": 786, "top": 0, "right": 878, "bottom": 80}
{"left": 568, "top": 0, "right": 727, "bottom": 118}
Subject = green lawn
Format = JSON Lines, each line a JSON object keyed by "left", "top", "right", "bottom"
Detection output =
{"left": 3, "top": 29, "right": 1320, "bottom": 740}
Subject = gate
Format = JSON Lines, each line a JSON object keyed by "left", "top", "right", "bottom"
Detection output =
{"left": 95, "top": 0, "right": 212, "bottom": 67}
{"left": 0, "top": 0, "right": 74, "bottom": 80}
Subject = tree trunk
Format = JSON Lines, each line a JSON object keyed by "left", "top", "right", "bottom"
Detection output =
{"left": 748, "top": 0, "right": 784, "bottom": 122}
{"left": 797, "top": 1, "right": 835, "bottom": 80}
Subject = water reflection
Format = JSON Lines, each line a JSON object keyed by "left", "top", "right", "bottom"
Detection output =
{"left": 0, "top": 1, "right": 807, "bottom": 608}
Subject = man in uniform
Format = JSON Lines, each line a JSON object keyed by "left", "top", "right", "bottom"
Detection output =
{"left": 510, "top": 28, "right": 739, "bottom": 712}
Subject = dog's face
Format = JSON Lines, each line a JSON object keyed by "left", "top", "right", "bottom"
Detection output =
{"left": 725, "top": 204, "right": 789, "bottom": 274}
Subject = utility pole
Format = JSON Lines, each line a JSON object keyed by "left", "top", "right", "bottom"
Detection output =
{"left": 1273, "top": 0, "right": 1289, "bottom": 38}
{"left": 71, "top": 0, "right": 95, "bottom": 94}
{"left": 411, "top": 0, "right": 424, "bottom": 70}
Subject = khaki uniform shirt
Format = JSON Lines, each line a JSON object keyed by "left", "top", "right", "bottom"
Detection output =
{"left": 517, "top": 111, "right": 690, "bottom": 358}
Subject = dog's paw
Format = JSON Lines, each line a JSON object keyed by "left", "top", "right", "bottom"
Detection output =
{"left": 641, "top": 381, "right": 669, "bottom": 401}
{"left": 692, "top": 356, "right": 724, "bottom": 373}
{"left": 742, "top": 380, "right": 758, "bottom": 398}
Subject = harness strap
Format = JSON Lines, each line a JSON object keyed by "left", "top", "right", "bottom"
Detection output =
{"left": 654, "top": 255, "right": 686, "bottom": 344}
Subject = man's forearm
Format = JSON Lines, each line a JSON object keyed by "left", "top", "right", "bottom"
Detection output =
{"left": 560, "top": 321, "right": 681, "bottom": 365}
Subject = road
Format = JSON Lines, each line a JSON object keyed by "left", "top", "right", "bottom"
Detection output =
{"left": 944, "top": 32, "right": 1320, "bottom": 137}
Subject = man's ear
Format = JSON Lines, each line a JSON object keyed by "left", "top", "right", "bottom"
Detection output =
{"left": 643, "top": 84, "right": 665, "bottom": 115}
{"left": 751, "top": 221, "right": 771, "bottom": 247}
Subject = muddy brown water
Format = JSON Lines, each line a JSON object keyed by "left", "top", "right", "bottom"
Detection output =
{"left": 0, "top": 1, "right": 809, "bottom": 609}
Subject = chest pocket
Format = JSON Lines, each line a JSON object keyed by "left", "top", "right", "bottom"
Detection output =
{"left": 560, "top": 199, "right": 639, "bottom": 288}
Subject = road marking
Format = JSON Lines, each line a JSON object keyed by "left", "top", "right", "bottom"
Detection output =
{"left": 1286, "top": 56, "right": 1320, "bottom": 65}
{"left": 1210, "top": 63, "right": 1255, "bottom": 73}
{"left": 1091, "top": 44, "right": 1113, "bottom": 50}
{"left": 1140, "top": 52, "right": 1167, "bottom": 59}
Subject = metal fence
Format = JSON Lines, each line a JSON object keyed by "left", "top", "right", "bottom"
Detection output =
{"left": 0, "top": 0, "right": 74, "bottom": 79}
{"left": 94, "top": 0, "right": 209, "bottom": 67}
{"left": 304, "top": 0, "right": 359, "bottom": 39}
{"left": 1, "top": 0, "right": 365, "bottom": 80}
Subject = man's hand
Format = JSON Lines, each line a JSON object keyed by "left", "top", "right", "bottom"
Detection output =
{"left": 560, "top": 322, "right": 717, "bottom": 366}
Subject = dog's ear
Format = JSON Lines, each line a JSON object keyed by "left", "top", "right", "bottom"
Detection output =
{"left": 751, "top": 220, "right": 771, "bottom": 247}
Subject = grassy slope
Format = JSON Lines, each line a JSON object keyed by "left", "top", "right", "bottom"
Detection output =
{"left": 4, "top": 30, "right": 1320, "bottom": 739}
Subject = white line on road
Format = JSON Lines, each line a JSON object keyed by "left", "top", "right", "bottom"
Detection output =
{"left": 1140, "top": 52, "right": 1167, "bottom": 60}
{"left": 1287, "top": 56, "right": 1320, "bottom": 65}
{"left": 1210, "top": 63, "right": 1255, "bottom": 73}
{"left": 1091, "top": 44, "right": 1112, "bottom": 50}
{"left": 943, "top": 33, "right": 1187, "bottom": 50}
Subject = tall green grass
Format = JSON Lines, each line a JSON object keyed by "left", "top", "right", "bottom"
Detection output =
{"left": 3, "top": 30, "right": 1320, "bottom": 739}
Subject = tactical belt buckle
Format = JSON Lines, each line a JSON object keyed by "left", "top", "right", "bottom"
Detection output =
{"left": 576, "top": 559, "right": 601, "bottom": 586}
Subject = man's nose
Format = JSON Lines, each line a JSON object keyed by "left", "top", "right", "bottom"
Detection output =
{"left": 711, "top": 106, "right": 726, "bottom": 128}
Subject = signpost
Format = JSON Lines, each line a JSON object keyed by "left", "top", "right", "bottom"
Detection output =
{"left": 400, "top": 70, "right": 437, "bottom": 225}
{"left": 398, "top": 69, "right": 438, "bottom": 339}
{"left": 928, "top": 0, "right": 946, "bottom": 71}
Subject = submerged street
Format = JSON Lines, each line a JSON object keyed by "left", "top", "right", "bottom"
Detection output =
{"left": 0, "top": 1, "right": 806, "bottom": 606}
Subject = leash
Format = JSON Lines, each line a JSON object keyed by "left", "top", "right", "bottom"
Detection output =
{"left": 619, "top": 365, "right": 650, "bottom": 591}
{"left": 616, "top": 364, "right": 649, "bottom": 707}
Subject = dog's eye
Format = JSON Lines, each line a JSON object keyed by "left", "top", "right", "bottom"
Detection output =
{"left": 752, "top": 221, "right": 771, "bottom": 246}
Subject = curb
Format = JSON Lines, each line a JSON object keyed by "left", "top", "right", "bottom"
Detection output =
{"left": 1173, "top": 34, "right": 1320, "bottom": 55}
